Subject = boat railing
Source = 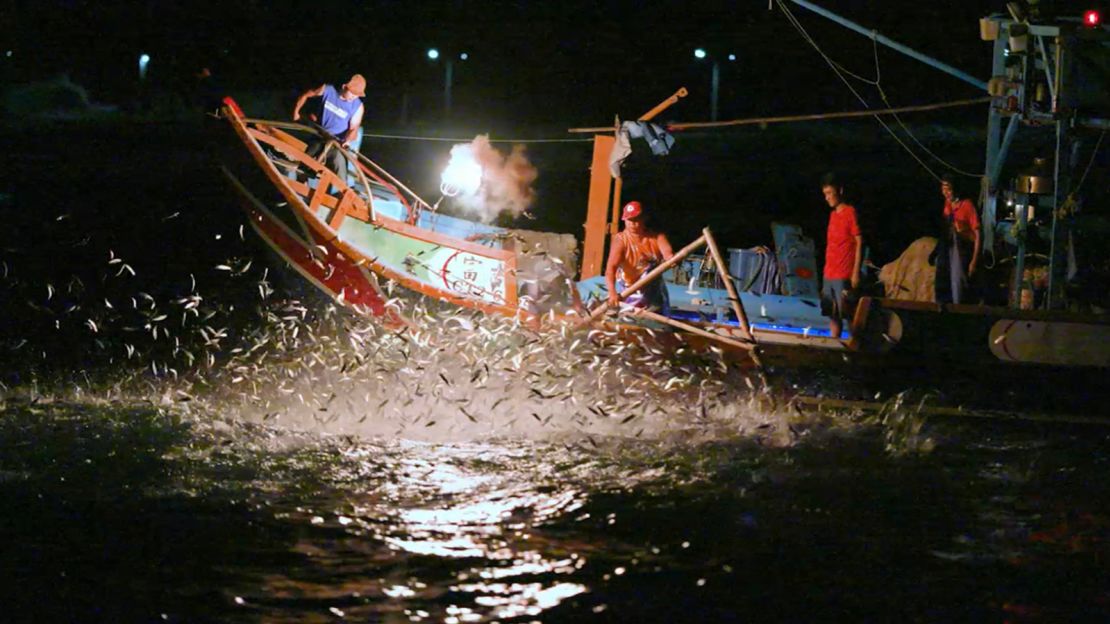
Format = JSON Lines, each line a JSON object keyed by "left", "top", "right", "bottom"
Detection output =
{"left": 243, "top": 118, "right": 435, "bottom": 222}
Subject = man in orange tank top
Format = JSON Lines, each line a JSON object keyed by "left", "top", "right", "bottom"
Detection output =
{"left": 605, "top": 201, "right": 675, "bottom": 311}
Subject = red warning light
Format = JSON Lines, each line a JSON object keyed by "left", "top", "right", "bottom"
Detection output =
{"left": 1083, "top": 9, "right": 1101, "bottom": 27}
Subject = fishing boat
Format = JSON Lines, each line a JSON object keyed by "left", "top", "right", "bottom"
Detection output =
{"left": 217, "top": 2, "right": 1110, "bottom": 385}
{"left": 216, "top": 95, "right": 836, "bottom": 357}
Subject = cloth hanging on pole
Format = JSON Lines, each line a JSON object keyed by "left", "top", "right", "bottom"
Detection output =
{"left": 608, "top": 121, "right": 676, "bottom": 178}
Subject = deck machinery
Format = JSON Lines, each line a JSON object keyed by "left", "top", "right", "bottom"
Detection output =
{"left": 979, "top": 5, "right": 1110, "bottom": 309}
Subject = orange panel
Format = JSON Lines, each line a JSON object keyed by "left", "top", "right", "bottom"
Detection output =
{"left": 580, "top": 135, "right": 615, "bottom": 279}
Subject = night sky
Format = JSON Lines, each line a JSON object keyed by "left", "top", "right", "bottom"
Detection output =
{"left": 6, "top": 0, "right": 1104, "bottom": 261}
{"left": 5, "top": 0, "right": 1032, "bottom": 128}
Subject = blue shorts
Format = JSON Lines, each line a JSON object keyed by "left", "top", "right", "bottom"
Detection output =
{"left": 821, "top": 278, "right": 850, "bottom": 319}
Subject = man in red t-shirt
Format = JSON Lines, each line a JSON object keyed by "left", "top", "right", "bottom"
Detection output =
{"left": 820, "top": 173, "right": 863, "bottom": 339}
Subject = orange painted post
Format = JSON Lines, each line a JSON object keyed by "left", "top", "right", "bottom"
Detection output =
{"left": 639, "top": 87, "right": 688, "bottom": 122}
{"left": 610, "top": 177, "right": 623, "bottom": 236}
{"left": 580, "top": 135, "right": 616, "bottom": 279}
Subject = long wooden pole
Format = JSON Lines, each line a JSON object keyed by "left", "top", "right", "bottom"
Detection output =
{"left": 584, "top": 234, "right": 707, "bottom": 324}
{"left": 631, "top": 308, "right": 755, "bottom": 352}
{"left": 793, "top": 395, "right": 1110, "bottom": 427}
{"left": 639, "top": 87, "right": 689, "bottom": 122}
{"left": 702, "top": 227, "right": 754, "bottom": 341}
{"left": 567, "top": 96, "right": 991, "bottom": 134}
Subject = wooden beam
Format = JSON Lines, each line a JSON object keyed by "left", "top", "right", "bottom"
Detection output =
{"left": 307, "top": 173, "right": 334, "bottom": 213}
{"left": 638, "top": 87, "right": 688, "bottom": 122}
{"left": 702, "top": 227, "right": 754, "bottom": 341}
{"left": 567, "top": 96, "right": 992, "bottom": 134}
{"left": 328, "top": 190, "right": 354, "bottom": 230}
{"left": 631, "top": 308, "right": 755, "bottom": 352}
{"left": 580, "top": 135, "right": 616, "bottom": 279}
{"left": 793, "top": 395, "right": 1110, "bottom": 427}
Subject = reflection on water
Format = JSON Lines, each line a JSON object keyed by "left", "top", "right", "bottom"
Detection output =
{"left": 234, "top": 436, "right": 607, "bottom": 622}
{"left": 2, "top": 398, "right": 1110, "bottom": 622}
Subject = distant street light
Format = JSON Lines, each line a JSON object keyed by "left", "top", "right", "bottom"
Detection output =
{"left": 139, "top": 53, "right": 151, "bottom": 80}
{"left": 693, "top": 48, "right": 734, "bottom": 122}
{"left": 427, "top": 48, "right": 468, "bottom": 116}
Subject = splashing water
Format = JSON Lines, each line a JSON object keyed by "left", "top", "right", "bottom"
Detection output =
{"left": 8, "top": 148, "right": 1110, "bottom": 622}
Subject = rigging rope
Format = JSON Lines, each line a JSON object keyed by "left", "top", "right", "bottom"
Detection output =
{"left": 856, "top": 33, "right": 982, "bottom": 178}
{"left": 775, "top": 0, "right": 983, "bottom": 182}
{"left": 1073, "top": 128, "right": 1108, "bottom": 194}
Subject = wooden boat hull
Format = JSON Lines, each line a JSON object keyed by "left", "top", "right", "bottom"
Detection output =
{"left": 852, "top": 298, "right": 1110, "bottom": 369}
{"left": 217, "top": 99, "right": 532, "bottom": 323}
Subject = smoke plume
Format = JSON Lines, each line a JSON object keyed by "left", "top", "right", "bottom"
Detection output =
{"left": 444, "top": 135, "right": 537, "bottom": 223}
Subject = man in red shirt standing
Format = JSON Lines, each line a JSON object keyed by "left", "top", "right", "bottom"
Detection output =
{"left": 820, "top": 173, "right": 863, "bottom": 339}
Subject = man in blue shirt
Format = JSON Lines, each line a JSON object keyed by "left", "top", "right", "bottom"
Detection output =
{"left": 293, "top": 74, "right": 366, "bottom": 180}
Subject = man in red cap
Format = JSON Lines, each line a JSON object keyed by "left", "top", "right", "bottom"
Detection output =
{"left": 605, "top": 200, "right": 675, "bottom": 311}
{"left": 293, "top": 74, "right": 366, "bottom": 178}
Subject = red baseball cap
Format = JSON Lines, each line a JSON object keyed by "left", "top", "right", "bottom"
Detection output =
{"left": 621, "top": 201, "right": 643, "bottom": 221}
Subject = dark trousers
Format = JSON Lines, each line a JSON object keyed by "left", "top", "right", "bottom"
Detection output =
{"left": 936, "top": 232, "right": 975, "bottom": 304}
{"left": 303, "top": 137, "right": 348, "bottom": 182}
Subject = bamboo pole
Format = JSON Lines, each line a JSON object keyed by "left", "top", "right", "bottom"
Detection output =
{"left": 639, "top": 87, "right": 689, "bottom": 122}
{"left": 567, "top": 96, "right": 992, "bottom": 134}
{"left": 609, "top": 115, "right": 624, "bottom": 237}
{"left": 702, "top": 227, "right": 754, "bottom": 341}
{"left": 631, "top": 308, "right": 755, "bottom": 352}
{"left": 584, "top": 234, "right": 707, "bottom": 324}
{"left": 792, "top": 395, "right": 1110, "bottom": 427}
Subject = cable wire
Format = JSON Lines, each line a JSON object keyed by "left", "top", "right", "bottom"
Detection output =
{"left": 776, "top": 0, "right": 970, "bottom": 182}
{"left": 1073, "top": 128, "right": 1107, "bottom": 194}
{"left": 361, "top": 132, "right": 593, "bottom": 144}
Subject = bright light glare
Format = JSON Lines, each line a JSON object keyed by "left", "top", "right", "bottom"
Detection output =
{"left": 441, "top": 144, "right": 484, "bottom": 197}
{"left": 427, "top": 48, "right": 440, "bottom": 60}
{"left": 694, "top": 48, "right": 707, "bottom": 59}
{"left": 5, "top": 50, "right": 11, "bottom": 58}
{"left": 1083, "top": 10, "right": 1100, "bottom": 27}
{"left": 460, "top": 52, "right": 469, "bottom": 60}
{"left": 138, "top": 53, "right": 150, "bottom": 79}
{"left": 728, "top": 53, "right": 736, "bottom": 61}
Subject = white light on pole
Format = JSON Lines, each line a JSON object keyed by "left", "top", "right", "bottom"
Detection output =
{"left": 139, "top": 53, "right": 151, "bottom": 80}
{"left": 428, "top": 48, "right": 467, "bottom": 116}
{"left": 695, "top": 49, "right": 734, "bottom": 122}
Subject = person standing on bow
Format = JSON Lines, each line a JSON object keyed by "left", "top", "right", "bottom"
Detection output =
{"left": 605, "top": 201, "right": 675, "bottom": 313}
{"left": 820, "top": 173, "right": 863, "bottom": 339}
{"left": 935, "top": 173, "right": 981, "bottom": 304}
{"left": 292, "top": 74, "right": 366, "bottom": 178}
